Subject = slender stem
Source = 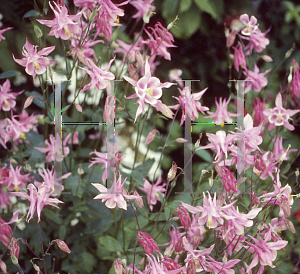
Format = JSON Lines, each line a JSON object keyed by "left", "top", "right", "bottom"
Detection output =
{"left": 37, "top": 222, "right": 47, "bottom": 274}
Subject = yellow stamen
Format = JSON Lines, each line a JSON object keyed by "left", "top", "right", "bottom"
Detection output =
{"left": 34, "top": 62, "right": 40, "bottom": 70}
{"left": 20, "top": 133, "right": 26, "bottom": 140}
{"left": 64, "top": 25, "right": 71, "bottom": 36}
{"left": 115, "top": 17, "right": 119, "bottom": 24}
{"left": 146, "top": 88, "right": 153, "bottom": 96}
{"left": 207, "top": 215, "right": 213, "bottom": 228}
{"left": 4, "top": 100, "right": 10, "bottom": 107}
{"left": 277, "top": 115, "right": 282, "bottom": 123}
{"left": 14, "top": 185, "right": 19, "bottom": 191}
{"left": 220, "top": 123, "right": 224, "bottom": 127}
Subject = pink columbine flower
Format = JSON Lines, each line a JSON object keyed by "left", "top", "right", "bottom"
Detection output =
{"left": 0, "top": 27, "right": 13, "bottom": 41}
{"left": 11, "top": 183, "right": 64, "bottom": 223}
{"left": 37, "top": 1, "right": 83, "bottom": 40}
{"left": 139, "top": 174, "right": 167, "bottom": 211}
{"left": 169, "top": 68, "right": 183, "bottom": 87}
{"left": 123, "top": 59, "right": 174, "bottom": 122}
{"left": 244, "top": 65, "right": 271, "bottom": 94}
{"left": 55, "top": 239, "right": 71, "bottom": 254}
{"left": 131, "top": 0, "right": 156, "bottom": 20}
{"left": 92, "top": 171, "right": 139, "bottom": 210}
{"left": 79, "top": 58, "right": 115, "bottom": 92}
{"left": 34, "top": 167, "right": 71, "bottom": 196}
{"left": 272, "top": 136, "right": 297, "bottom": 162}
{"left": 13, "top": 38, "right": 55, "bottom": 83}
{"left": 243, "top": 28, "right": 270, "bottom": 54}
{"left": 232, "top": 43, "right": 247, "bottom": 71}
{"left": 253, "top": 97, "right": 266, "bottom": 127}
{"left": 196, "top": 131, "right": 236, "bottom": 164}
{"left": 35, "top": 133, "right": 70, "bottom": 162}
{"left": 289, "top": 60, "right": 300, "bottom": 97}
{"left": 145, "top": 129, "right": 159, "bottom": 145}
{"left": 175, "top": 205, "right": 191, "bottom": 230}
{"left": 0, "top": 79, "right": 23, "bottom": 111}
{"left": 245, "top": 235, "right": 288, "bottom": 270}
{"left": 182, "top": 192, "right": 235, "bottom": 229}
{"left": 263, "top": 92, "right": 300, "bottom": 131}
{"left": 4, "top": 162, "right": 32, "bottom": 192}
{"left": 137, "top": 231, "right": 160, "bottom": 254}
{"left": 205, "top": 96, "right": 239, "bottom": 125}
{"left": 239, "top": 14, "right": 259, "bottom": 36}
{"left": 143, "top": 22, "right": 177, "bottom": 61}
{"left": 217, "top": 166, "right": 237, "bottom": 193}
{"left": 170, "top": 86, "right": 209, "bottom": 126}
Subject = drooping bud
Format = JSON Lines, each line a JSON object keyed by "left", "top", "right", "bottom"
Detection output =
{"left": 77, "top": 164, "right": 84, "bottom": 175}
{"left": 33, "top": 24, "right": 43, "bottom": 38}
{"left": 226, "top": 29, "right": 236, "bottom": 47}
{"left": 114, "top": 259, "right": 123, "bottom": 274}
{"left": 56, "top": 239, "right": 71, "bottom": 254}
{"left": 261, "top": 55, "right": 273, "bottom": 62}
{"left": 281, "top": 196, "right": 291, "bottom": 216}
{"left": 175, "top": 205, "right": 191, "bottom": 230}
{"left": 24, "top": 95, "right": 35, "bottom": 109}
{"left": 0, "top": 260, "right": 7, "bottom": 274}
{"left": 167, "top": 161, "right": 177, "bottom": 182}
{"left": 10, "top": 238, "right": 20, "bottom": 261}
{"left": 145, "top": 129, "right": 159, "bottom": 145}
{"left": 284, "top": 218, "right": 296, "bottom": 233}
{"left": 137, "top": 231, "right": 160, "bottom": 254}
{"left": 175, "top": 138, "right": 188, "bottom": 143}
{"left": 132, "top": 190, "right": 144, "bottom": 208}
{"left": 75, "top": 103, "right": 82, "bottom": 113}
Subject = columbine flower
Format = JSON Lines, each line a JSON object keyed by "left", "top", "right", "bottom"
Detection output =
{"left": 123, "top": 58, "right": 174, "bottom": 122}
{"left": 130, "top": 0, "right": 156, "bottom": 20}
{"left": 239, "top": 14, "right": 259, "bottom": 36}
{"left": 35, "top": 133, "right": 71, "bottom": 162}
{"left": 244, "top": 65, "right": 271, "bottom": 94}
{"left": 37, "top": 1, "right": 83, "bottom": 40}
{"left": 79, "top": 58, "right": 115, "bottom": 92}
{"left": 139, "top": 174, "right": 166, "bottom": 211}
{"left": 0, "top": 217, "right": 12, "bottom": 248}
{"left": 13, "top": 38, "right": 55, "bottom": 83}
{"left": 232, "top": 43, "right": 247, "bottom": 71}
{"left": 205, "top": 96, "right": 239, "bottom": 125}
{"left": 137, "top": 231, "right": 160, "bottom": 254}
{"left": 0, "top": 79, "right": 23, "bottom": 111}
{"left": 92, "top": 171, "right": 139, "bottom": 210}
{"left": 11, "top": 183, "right": 64, "bottom": 223}
{"left": 171, "top": 86, "right": 209, "bottom": 126}
{"left": 263, "top": 92, "right": 300, "bottom": 131}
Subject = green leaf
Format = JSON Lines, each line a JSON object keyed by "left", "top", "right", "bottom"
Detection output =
{"left": 158, "top": 192, "right": 164, "bottom": 203}
{"left": 194, "top": 0, "right": 221, "bottom": 19}
{"left": 79, "top": 251, "right": 97, "bottom": 273}
{"left": 23, "top": 10, "right": 41, "bottom": 18}
{"left": 282, "top": 1, "right": 295, "bottom": 10}
{"left": 61, "top": 105, "right": 70, "bottom": 113}
{"left": 165, "top": 207, "right": 170, "bottom": 219}
{"left": 59, "top": 225, "right": 67, "bottom": 240}
{"left": 195, "top": 147, "right": 212, "bottom": 162}
{"left": 179, "top": 0, "right": 192, "bottom": 12}
{"left": 43, "top": 208, "right": 62, "bottom": 225}
{"left": 98, "top": 235, "right": 123, "bottom": 252}
{"left": 85, "top": 217, "right": 114, "bottom": 235}
{"left": 0, "top": 70, "right": 21, "bottom": 79}
{"left": 162, "top": 0, "right": 179, "bottom": 19}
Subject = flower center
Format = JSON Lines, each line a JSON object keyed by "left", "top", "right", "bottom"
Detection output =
{"left": 277, "top": 114, "right": 282, "bottom": 122}
{"left": 146, "top": 87, "right": 153, "bottom": 96}
{"left": 20, "top": 133, "right": 26, "bottom": 140}
{"left": 64, "top": 25, "right": 71, "bottom": 36}
{"left": 4, "top": 99, "right": 10, "bottom": 107}
{"left": 34, "top": 62, "right": 40, "bottom": 70}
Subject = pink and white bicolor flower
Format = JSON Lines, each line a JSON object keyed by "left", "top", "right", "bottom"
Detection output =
{"left": 263, "top": 92, "right": 300, "bottom": 131}
{"left": 123, "top": 59, "right": 175, "bottom": 122}
{"left": 13, "top": 38, "right": 55, "bottom": 83}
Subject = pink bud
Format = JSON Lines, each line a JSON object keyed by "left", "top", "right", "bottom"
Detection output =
{"left": 0, "top": 260, "right": 7, "bottom": 273}
{"left": 284, "top": 219, "right": 295, "bottom": 233}
{"left": 0, "top": 217, "right": 13, "bottom": 248}
{"left": 114, "top": 259, "right": 123, "bottom": 274}
{"left": 132, "top": 190, "right": 144, "bottom": 208}
{"left": 137, "top": 231, "right": 160, "bottom": 254}
{"left": 282, "top": 196, "right": 291, "bottom": 217}
{"left": 56, "top": 239, "right": 71, "bottom": 254}
{"left": 175, "top": 205, "right": 191, "bottom": 229}
{"left": 167, "top": 161, "right": 177, "bottom": 182}
{"left": 10, "top": 238, "right": 20, "bottom": 260}
{"left": 226, "top": 29, "right": 236, "bottom": 47}
{"left": 261, "top": 55, "right": 273, "bottom": 62}
{"left": 145, "top": 129, "right": 158, "bottom": 145}
{"left": 175, "top": 138, "right": 188, "bottom": 143}
{"left": 24, "top": 95, "right": 34, "bottom": 109}
{"left": 75, "top": 103, "right": 82, "bottom": 113}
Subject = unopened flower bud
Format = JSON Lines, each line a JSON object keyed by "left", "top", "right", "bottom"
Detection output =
{"left": 56, "top": 239, "right": 71, "bottom": 254}
{"left": 226, "top": 29, "right": 236, "bottom": 47}
{"left": 195, "top": 139, "right": 200, "bottom": 148}
{"left": 296, "top": 168, "right": 299, "bottom": 178}
{"left": 261, "top": 55, "right": 273, "bottom": 62}
{"left": 284, "top": 219, "right": 296, "bottom": 233}
{"left": 24, "top": 95, "right": 34, "bottom": 109}
{"left": 0, "top": 260, "right": 7, "bottom": 274}
{"left": 114, "top": 259, "right": 123, "bottom": 274}
{"left": 167, "top": 161, "right": 177, "bottom": 182}
{"left": 175, "top": 205, "right": 191, "bottom": 230}
{"left": 132, "top": 190, "right": 144, "bottom": 208}
{"left": 75, "top": 103, "right": 82, "bottom": 113}
{"left": 33, "top": 24, "right": 43, "bottom": 38}
{"left": 159, "top": 103, "right": 174, "bottom": 119}
{"left": 175, "top": 138, "right": 188, "bottom": 143}
{"left": 285, "top": 43, "right": 295, "bottom": 59}
{"left": 10, "top": 254, "right": 18, "bottom": 265}
{"left": 78, "top": 164, "right": 84, "bottom": 175}
{"left": 122, "top": 187, "right": 129, "bottom": 195}
{"left": 145, "top": 129, "right": 158, "bottom": 145}
{"left": 137, "top": 231, "right": 160, "bottom": 254}
{"left": 281, "top": 196, "right": 291, "bottom": 216}
{"left": 288, "top": 66, "right": 293, "bottom": 83}
{"left": 10, "top": 238, "right": 20, "bottom": 261}
{"left": 167, "top": 15, "right": 179, "bottom": 30}
{"left": 89, "top": 7, "right": 98, "bottom": 23}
